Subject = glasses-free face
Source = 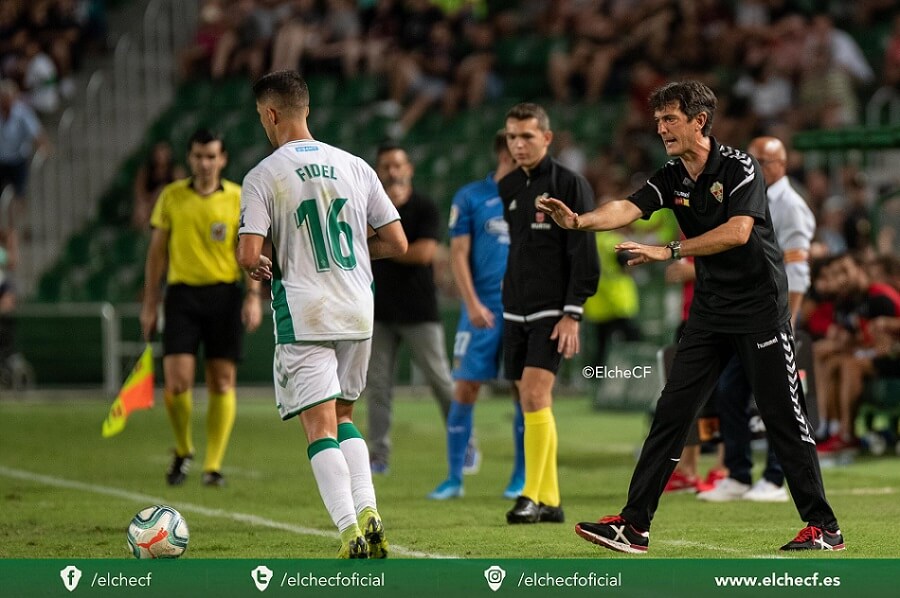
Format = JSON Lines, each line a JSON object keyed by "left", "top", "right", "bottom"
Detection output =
{"left": 653, "top": 102, "right": 704, "bottom": 158}
{"left": 187, "top": 140, "right": 227, "bottom": 185}
{"left": 505, "top": 117, "right": 552, "bottom": 171}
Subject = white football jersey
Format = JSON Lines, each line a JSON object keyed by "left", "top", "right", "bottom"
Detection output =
{"left": 240, "top": 139, "right": 400, "bottom": 343}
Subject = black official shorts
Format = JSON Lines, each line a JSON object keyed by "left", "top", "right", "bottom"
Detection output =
{"left": 163, "top": 283, "right": 243, "bottom": 361}
{"left": 503, "top": 317, "right": 563, "bottom": 380}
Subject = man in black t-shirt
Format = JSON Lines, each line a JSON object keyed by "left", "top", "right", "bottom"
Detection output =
{"left": 364, "top": 143, "right": 456, "bottom": 474}
{"left": 539, "top": 81, "right": 843, "bottom": 554}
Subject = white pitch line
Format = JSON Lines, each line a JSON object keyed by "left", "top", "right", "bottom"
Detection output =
{"left": 0, "top": 465, "right": 455, "bottom": 559}
{"left": 657, "top": 539, "right": 743, "bottom": 554}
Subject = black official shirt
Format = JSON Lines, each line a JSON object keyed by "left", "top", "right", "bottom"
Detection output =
{"left": 628, "top": 137, "right": 790, "bottom": 333}
{"left": 371, "top": 190, "right": 441, "bottom": 323}
{"left": 499, "top": 155, "right": 599, "bottom": 319}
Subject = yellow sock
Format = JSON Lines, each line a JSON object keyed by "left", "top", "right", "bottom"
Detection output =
{"left": 538, "top": 411, "right": 560, "bottom": 507}
{"left": 522, "top": 408, "right": 553, "bottom": 502}
{"left": 165, "top": 390, "right": 193, "bottom": 458}
{"left": 204, "top": 389, "right": 236, "bottom": 473}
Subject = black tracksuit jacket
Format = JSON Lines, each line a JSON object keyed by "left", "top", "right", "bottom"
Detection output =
{"left": 498, "top": 155, "right": 600, "bottom": 321}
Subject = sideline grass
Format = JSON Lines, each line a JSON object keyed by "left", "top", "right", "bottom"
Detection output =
{"left": 1, "top": 389, "right": 897, "bottom": 558}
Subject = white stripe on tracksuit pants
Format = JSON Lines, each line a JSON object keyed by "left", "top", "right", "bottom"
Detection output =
{"left": 620, "top": 323, "right": 839, "bottom": 533}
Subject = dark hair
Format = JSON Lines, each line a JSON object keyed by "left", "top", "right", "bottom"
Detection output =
{"left": 376, "top": 141, "right": 406, "bottom": 158}
{"left": 649, "top": 81, "right": 717, "bottom": 136}
{"left": 505, "top": 102, "right": 550, "bottom": 131}
{"left": 187, "top": 128, "right": 224, "bottom": 151}
{"left": 493, "top": 129, "right": 510, "bottom": 155}
{"left": 252, "top": 70, "right": 310, "bottom": 114}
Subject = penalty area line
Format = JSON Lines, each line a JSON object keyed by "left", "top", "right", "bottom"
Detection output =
{"left": 0, "top": 465, "right": 455, "bottom": 559}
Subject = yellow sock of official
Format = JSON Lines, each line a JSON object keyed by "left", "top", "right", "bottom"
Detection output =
{"left": 204, "top": 389, "right": 236, "bottom": 473}
{"left": 165, "top": 390, "right": 194, "bottom": 458}
{"left": 522, "top": 408, "right": 553, "bottom": 502}
{"left": 538, "top": 410, "right": 560, "bottom": 507}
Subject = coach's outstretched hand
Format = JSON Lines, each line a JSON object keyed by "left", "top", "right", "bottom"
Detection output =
{"left": 536, "top": 196, "right": 579, "bottom": 230}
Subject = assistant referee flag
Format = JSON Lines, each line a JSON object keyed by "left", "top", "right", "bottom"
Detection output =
{"left": 101, "top": 344, "right": 155, "bottom": 438}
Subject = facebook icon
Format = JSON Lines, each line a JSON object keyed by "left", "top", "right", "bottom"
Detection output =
{"left": 59, "top": 565, "right": 82, "bottom": 592}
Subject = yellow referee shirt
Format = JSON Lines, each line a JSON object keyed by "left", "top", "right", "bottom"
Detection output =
{"left": 150, "top": 178, "right": 243, "bottom": 286}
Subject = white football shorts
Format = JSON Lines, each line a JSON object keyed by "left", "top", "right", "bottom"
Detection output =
{"left": 273, "top": 339, "right": 371, "bottom": 420}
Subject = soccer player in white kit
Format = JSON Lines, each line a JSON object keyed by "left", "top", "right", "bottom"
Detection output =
{"left": 236, "top": 70, "right": 408, "bottom": 559}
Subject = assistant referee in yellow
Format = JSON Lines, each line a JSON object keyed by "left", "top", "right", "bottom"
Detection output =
{"left": 140, "top": 129, "right": 263, "bottom": 487}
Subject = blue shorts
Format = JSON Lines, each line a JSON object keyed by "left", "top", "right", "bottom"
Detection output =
{"left": 451, "top": 305, "right": 503, "bottom": 382}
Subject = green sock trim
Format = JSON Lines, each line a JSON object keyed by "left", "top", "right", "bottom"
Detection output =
{"left": 307, "top": 437, "right": 340, "bottom": 460}
{"left": 337, "top": 422, "right": 364, "bottom": 442}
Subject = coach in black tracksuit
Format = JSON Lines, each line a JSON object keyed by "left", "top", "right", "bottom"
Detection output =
{"left": 539, "top": 81, "right": 842, "bottom": 553}
{"left": 500, "top": 103, "right": 599, "bottom": 525}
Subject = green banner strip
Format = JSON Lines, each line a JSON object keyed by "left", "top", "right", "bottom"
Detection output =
{"left": 2, "top": 558, "right": 897, "bottom": 597}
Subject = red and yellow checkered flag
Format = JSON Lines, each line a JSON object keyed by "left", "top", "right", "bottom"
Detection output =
{"left": 102, "top": 344, "right": 155, "bottom": 438}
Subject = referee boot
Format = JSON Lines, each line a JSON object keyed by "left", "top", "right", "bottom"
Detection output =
{"left": 506, "top": 496, "right": 540, "bottom": 524}
{"left": 166, "top": 452, "right": 193, "bottom": 486}
{"left": 538, "top": 503, "right": 565, "bottom": 523}
{"left": 202, "top": 471, "right": 226, "bottom": 487}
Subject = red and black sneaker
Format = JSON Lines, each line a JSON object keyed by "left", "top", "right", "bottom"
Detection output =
{"left": 780, "top": 525, "right": 845, "bottom": 551}
{"left": 575, "top": 515, "right": 649, "bottom": 554}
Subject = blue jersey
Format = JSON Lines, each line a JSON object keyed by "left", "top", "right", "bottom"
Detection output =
{"left": 448, "top": 174, "right": 509, "bottom": 307}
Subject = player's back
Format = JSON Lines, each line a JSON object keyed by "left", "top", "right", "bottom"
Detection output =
{"left": 241, "top": 139, "right": 398, "bottom": 343}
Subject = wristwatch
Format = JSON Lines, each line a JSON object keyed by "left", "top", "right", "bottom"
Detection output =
{"left": 564, "top": 312, "right": 582, "bottom": 322}
{"left": 666, "top": 240, "right": 682, "bottom": 260}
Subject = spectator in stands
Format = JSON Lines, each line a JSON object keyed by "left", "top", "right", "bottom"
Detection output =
{"left": 815, "top": 254, "right": 900, "bottom": 455}
{"left": 546, "top": 7, "right": 619, "bottom": 103}
{"left": 796, "top": 42, "right": 860, "bottom": 129}
{"left": 0, "top": 79, "right": 49, "bottom": 231}
{"left": 304, "top": 0, "right": 363, "bottom": 78}
{"left": 883, "top": 14, "right": 900, "bottom": 88}
{"left": 842, "top": 172, "right": 875, "bottom": 255}
{"left": 816, "top": 196, "right": 849, "bottom": 256}
{"left": 132, "top": 140, "right": 187, "bottom": 230}
{"left": 866, "top": 254, "right": 900, "bottom": 292}
{"left": 180, "top": 0, "right": 228, "bottom": 79}
{"left": 732, "top": 44, "right": 793, "bottom": 132}
{"left": 385, "top": 19, "right": 458, "bottom": 139}
{"left": 268, "top": 0, "right": 321, "bottom": 73}
{"left": 804, "top": 13, "right": 874, "bottom": 88}
{"left": 19, "top": 34, "right": 59, "bottom": 115}
{"left": 359, "top": 0, "right": 401, "bottom": 75}
{"left": 443, "top": 20, "right": 500, "bottom": 115}
{"left": 211, "top": 0, "right": 279, "bottom": 80}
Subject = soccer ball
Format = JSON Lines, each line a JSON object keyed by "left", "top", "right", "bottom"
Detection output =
{"left": 127, "top": 505, "right": 189, "bottom": 559}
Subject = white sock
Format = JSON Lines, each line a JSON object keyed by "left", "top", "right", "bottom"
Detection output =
{"left": 828, "top": 420, "right": 841, "bottom": 437}
{"left": 309, "top": 441, "right": 357, "bottom": 533}
{"left": 340, "top": 437, "right": 378, "bottom": 515}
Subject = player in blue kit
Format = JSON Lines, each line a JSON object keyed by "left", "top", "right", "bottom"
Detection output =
{"left": 429, "top": 131, "right": 525, "bottom": 500}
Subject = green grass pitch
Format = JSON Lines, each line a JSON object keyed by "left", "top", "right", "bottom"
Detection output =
{"left": 1, "top": 390, "right": 897, "bottom": 559}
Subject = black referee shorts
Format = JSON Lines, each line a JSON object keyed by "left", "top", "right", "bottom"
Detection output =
{"left": 503, "top": 317, "right": 563, "bottom": 381}
{"left": 163, "top": 283, "right": 244, "bottom": 361}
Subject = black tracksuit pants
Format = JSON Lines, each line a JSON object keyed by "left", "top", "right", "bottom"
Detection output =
{"left": 620, "top": 323, "right": 839, "bottom": 532}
